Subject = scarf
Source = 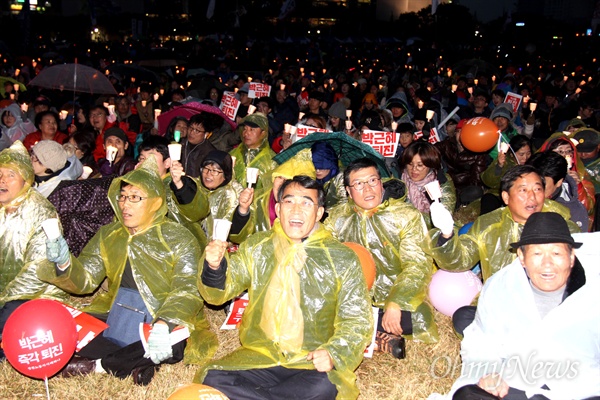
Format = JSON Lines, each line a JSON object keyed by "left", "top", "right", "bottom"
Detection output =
{"left": 402, "top": 169, "right": 437, "bottom": 213}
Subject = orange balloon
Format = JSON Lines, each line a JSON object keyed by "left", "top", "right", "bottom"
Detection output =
{"left": 343, "top": 242, "right": 376, "bottom": 289}
{"left": 168, "top": 384, "right": 230, "bottom": 399}
{"left": 460, "top": 117, "right": 500, "bottom": 152}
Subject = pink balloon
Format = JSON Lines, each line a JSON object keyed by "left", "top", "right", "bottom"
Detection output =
{"left": 428, "top": 270, "right": 482, "bottom": 316}
{"left": 3, "top": 299, "right": 78, "bottom": 379}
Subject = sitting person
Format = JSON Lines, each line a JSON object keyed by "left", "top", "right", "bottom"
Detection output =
{"left": 198, "top": 175, "right": 373, "bottom": 400}
{"left": 325, "top": 158, "right": 439, "bottom": 350}
{"left": 22, "top": 111, "right": 68, "bottom": 151}
{"left": 198, "top": 150, "right": 253, "bottom": 245}
{"left": 428, "top": 165, "right": 580, "bottom": 335}
{"left": 449, "top": 212, "right": 599, "bottom": 400}
{"left": 0, "top": 141, "right": 69, "bottom": 360}
{"left": 98, "top": 127, "right": 136, "bottom": 177}
{"left": 39, "top": 156, "right": 217, "bottom": 385}
{"left": 31, "top": 140, "right": 83, "bottom": 197}
{"left": 230, "top": 113, "right": 276, "bottom": 192}
{"left": 137, "top": 135, "right": 210, "bottom": 248}
{"left": 400, "top": 141, "right": 456, "bottom": 228}
{"left": 527, "top": 151, "right": 588, "bottom": 231}
{"left": 311, "top": 142, "right": 346, "bottom": 213}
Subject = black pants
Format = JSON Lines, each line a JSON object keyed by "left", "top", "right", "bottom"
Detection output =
{"left": 453, "top": 384, "right": 600, "bottom": 400}
{"left": 203, "top": 366, "right": 338, "bottom": 400}
{"left": 377, "top": 309, "right": 413, "bottom": 335}
{"left": 0, "top": 300, "right": 28, "bottom": 359}
{"left": 76, "top": 334, "right": 186, "bottom": 379}
{"left": 452, "top": 305, "right": 477, "bottom": 337}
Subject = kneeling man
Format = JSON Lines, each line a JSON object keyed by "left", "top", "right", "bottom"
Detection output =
{"left": 198, "top": 175, "right": 373, "bottom": 400}
{"left": 451, "top": 212, "right": 599, "bottom": 400}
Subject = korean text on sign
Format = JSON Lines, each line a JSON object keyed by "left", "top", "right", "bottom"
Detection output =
{"left": 220, "top": 92, "right": 240, "bottom": 121}
{"left": 362, "top": 130, "right": 398, "bottom": 157}
{"left": 249, "top": 83, "right": 271, "bottom": 99}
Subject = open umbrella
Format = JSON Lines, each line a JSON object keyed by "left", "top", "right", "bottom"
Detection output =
{"left": 29, "top": 63, "right": 117, "bottom": 95}
{"left": 0, "top": 77, "right": 27, "bottom": 97}
{"left": 273, "top": 132, "right": 392, "bottom": 178}
{"left": 157, "top": 101, "right": 237, "bottom": 135}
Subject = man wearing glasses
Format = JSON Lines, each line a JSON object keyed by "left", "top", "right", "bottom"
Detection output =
{"left": 324, "top": 158, "right": 438, "bottom": 358}
{"left": 40, "top": 156, "right": 217, "bottom": 385}
{"left": 180, "top": 113, "right": 217, "bottom": 178}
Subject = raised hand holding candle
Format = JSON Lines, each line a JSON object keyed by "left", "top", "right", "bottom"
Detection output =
{"left": 246, "top": 168, "right": 259, "bottom": 188}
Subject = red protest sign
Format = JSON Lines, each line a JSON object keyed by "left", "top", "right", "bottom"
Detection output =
{"left": 220, "top": 92, "right": 240, "bottom": 121}
{"left": 361, "top": 129, "right": 398, "bottom": 157}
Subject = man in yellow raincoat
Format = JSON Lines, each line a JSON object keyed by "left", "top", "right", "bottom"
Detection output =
{"left": 38, "top": 156, "right": 217, "bottom": 385}
{"left": 230, "top": 113, "right": 276, "bottom": 193}
{"left": 429, "top": 164, "right": 580, "bottom": 335}
{"left": 324, "top": 157, "right": 438, "bottom": 358}
{"left": 0, "top": 141, "right": 68, "bottom": 359}
{"left": 198, "top": 175, "right": 372, "bottom": 400}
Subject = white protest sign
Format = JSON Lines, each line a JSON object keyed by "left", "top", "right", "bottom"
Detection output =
{"left": 361, "top": 129, "right": 399, "bottom": 157}
{"left": 220, "top": 91, "right": 240, "bottom": 121}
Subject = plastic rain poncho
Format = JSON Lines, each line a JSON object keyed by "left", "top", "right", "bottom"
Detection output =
{"left": 427, "top": 199, "right": 580, "bottom": 283}
{"left": 323, "top": 172, "right": 348, "bottom": 212}
{"left": 199, "top": 179, "right": 252, "bottom": 244}
{"left": 196, "top": 221, "right": 373, "bottom": 400}
{"left": 0, "top": 141, "right": 68, "bottom": 306}
{"left": 38, "top": 156, "right": 217, "bottom": 364}
{"left": 324, "top": 194, "right": 439, "bottom": 343}
{"left": 229, "top": 127, "right": 276, "bottom": 193}
{"left": 163, "top": 174, "right": 209, "bottom": 250}
{"left": 0, "top": 104, "right": 35, "bottom": 143}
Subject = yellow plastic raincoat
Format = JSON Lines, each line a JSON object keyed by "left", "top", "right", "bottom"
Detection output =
{"left": 163, "top": 174, "right": 209, "bottom": 249}
{"left": 427, "top": 199, "right": 580, "bottom": 282}
{"left": 199, "top": 179, "right": 253, "bottom": 244}
{"left": 324, "top": 191, "right": 439, "bottom": 343}
{"left": 323, "top": 172, "right": 348, "bottom": 212}
{"left": 38, "top": 157, "right": 217, "bottom": 364}
{"left": 0, "top": 141, "right": 68, "bottom": 306}
{"left": 480, "top": 156, "right": 517, "bottom": 195}
{"left": 229, "top": 140, "right": 276, "bottom": 193}
{"left": 196, "top": 221, "right": 373, "bottom": 400}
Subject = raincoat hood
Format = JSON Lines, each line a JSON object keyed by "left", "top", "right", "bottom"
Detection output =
{"left": 0, "top": 104, "right": 24, "bottom": 129}
{"left": 0, "top": 141, "right": 35, "bottom": 207}
{"left": 272, "top": 148, "right": 316, "bottom": 181}
{"left": 0, "top": 104, "right": 34, "bottom": 143}
{"left": 107, "top": 155, "right": 167, "bottom": 230}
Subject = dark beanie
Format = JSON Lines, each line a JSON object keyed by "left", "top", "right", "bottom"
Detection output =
{"left": 104, "top": 127, "right": 130, "bottom": 144}
{"left": 311, "top": 142, "right": 338, "bottom": 184}
{"left": 202, "top": 150, "right": 233, "bottom": 187}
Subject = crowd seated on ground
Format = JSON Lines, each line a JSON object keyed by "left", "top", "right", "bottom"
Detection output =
{"left": 1, "top": 52, "right": 599, "bottom": 398}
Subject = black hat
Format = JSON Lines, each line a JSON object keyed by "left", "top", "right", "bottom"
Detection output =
{"left": 104, "top": 127, "right": 130, "bottom": 145}
{"left": 510, "top": 212, "right": 582, "bottom": 249}
{"left": 309, "top": 90, "right": 325, "bottom": 102}
{"left": 573, "top": 129, "right": 600, "bottom": 153}
{"left": 202, "top": 150, "right": 233, "bottom": 186}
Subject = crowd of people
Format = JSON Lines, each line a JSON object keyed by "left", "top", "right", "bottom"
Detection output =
{"left": 0, "top": 50, "right": 599, "bottom": 400}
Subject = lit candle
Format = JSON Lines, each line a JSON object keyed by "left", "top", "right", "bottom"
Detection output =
{"left": 474, "top": 79, "right": 479, "bottom": 86}
{"left": 447, "top": 69, "right": 452, "bottom": 77}
{"left": 346, "top": 110, "right": 352, "bottom": 119}
{"left": 529, "top": 103, "right": 537, "bottom": 112}
{"left": 141, "top": 100, "right": 147, "bottom": 107}
{"left": 426, "top": 110, "right": 435, "bottom": 121}
{"left": 13, "top": 83, "right": 19, "bottom": 92}
{"left": 247, "top": 105, "right": 256, "bottom": 114}
{"left": 153, "top": 93, "right": 159, "bottom": 102}
{"left": 154, "top": 109, "right": 161, "bottom": 119}
{"left": 451, "top": 84, "right": 458, "bottom": 92}
{"left": 280, "top": 84, "right": 285, "bottom": 91}
{"left": 9, "top": 93, "right": 14, "bottom": 100}
{"left": 391, "top": 121, "right": 398, "bottom": 132}
{"left": 159, "top": 88, "right": 165, "bottom": 96}
{"left": 20, "top": 103, "right": 28, "bottom": 113}
{"left": 59, "top": 110, "right": 68, "bottom": 120}
{"left": 418, "top": 100, "right": 424, "bottom": 109}
{"left": 468, "top": 87, "right": 473, "bottom": 94}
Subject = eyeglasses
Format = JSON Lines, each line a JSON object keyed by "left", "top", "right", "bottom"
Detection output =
{"left": 406, "top": 163, "right": 426, "bottom": 171}
{"left": 554, "top": 149, "right": 574, "bottom": 157}
{"left": 189, "top": 127, "right": 206, "bottom": 135}
{"left": 348, "top": 177, "right": 381, "bottom": 191}
{"left": 116, "top": 194, "right": 147, "bottom": 203}
{"left": 201, "top": 167, "right": 223, "bottom": 176}
{"left": 89, "top": 113, "right": 105, "bottom": 118}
